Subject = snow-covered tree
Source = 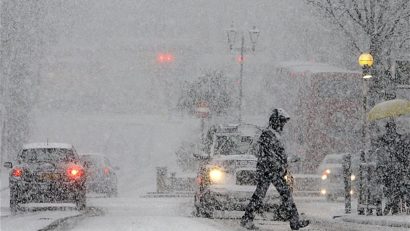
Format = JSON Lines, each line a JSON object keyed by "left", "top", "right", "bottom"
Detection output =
{"left": 177, "top": 70, "right": 234, "bottom": 117}
{"left": 0, "top": 0, "right": 56, "bottom": 162}
{"left": 306, "top": 0, "right": 410, "bottom": 103}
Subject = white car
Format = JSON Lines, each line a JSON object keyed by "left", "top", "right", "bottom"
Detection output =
{"left": 194, "top": 124, "right": 292, "bottom": 220}
{"left": 318, "top": 153, "right": 357, "bottom": 201}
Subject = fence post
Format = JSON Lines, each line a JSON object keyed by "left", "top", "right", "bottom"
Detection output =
{"left": 358, "top": 151, "right": 365, "bottom": 215}
{"left": 170, "top": 172, "right": 176, "bottom": 192}
{"left": 156, "top": 167, "right": 168, "bottom": 193}
{"left": 343, "top": 154, "right": 352, "bottom": 214}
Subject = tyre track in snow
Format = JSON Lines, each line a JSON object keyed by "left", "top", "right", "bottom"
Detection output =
{"left": 37, "top": 207, "right": 104, "bottom": 231}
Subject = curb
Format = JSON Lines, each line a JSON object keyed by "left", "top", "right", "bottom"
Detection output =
{"left": 341, "top": 216, "right": 410, "bottom": 229}
{"left": 308, "top": 213, "right": 410, "bottom": 229}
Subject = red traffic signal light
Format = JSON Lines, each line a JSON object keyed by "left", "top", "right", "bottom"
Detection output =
{"left": 157, "top": 53, "right": 175, "bottom": 63}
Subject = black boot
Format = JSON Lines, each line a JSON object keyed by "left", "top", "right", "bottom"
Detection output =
{"left": 290, "top": 219, "right": 310, "bottom": 230}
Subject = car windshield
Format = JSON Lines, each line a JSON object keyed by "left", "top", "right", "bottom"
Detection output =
{"left": 323, "top": 157, "right": 343, "bottom": 164}
{"left": 19, "top": 148, "right": 76, "bottom": 163}
{"left": 214, "top": 135, "right": 252, "bottom": 155}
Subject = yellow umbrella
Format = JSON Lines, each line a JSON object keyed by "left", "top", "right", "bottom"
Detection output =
{"left": 368, "top": 99, "right": 410, "bottom": 121}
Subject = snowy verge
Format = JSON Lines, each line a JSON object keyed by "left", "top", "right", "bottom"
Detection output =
{"left": 37, "top": 207, "right": 104, "bottom": 231}
{"left": 341, "top": 214, "right": 410, "bottom": 229}
{"left": 298, "top": 200, "right": 410, "bottom": 229}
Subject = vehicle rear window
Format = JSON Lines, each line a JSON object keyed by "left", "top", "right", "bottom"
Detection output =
{"left": 19, "top": 148, "right": 76, "bottom": 163}
{"left": 80, "top": 155, "right": 105, "bottom": 167}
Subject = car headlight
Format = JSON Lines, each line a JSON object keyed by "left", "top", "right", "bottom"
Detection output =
{"left": 350, "top": 190, "right": 354, "bottom": 195}
{"left": 320, "top": 189, "right": 327, "bottom": 195}
{"left": 321, "top": 174, "right": 327, "bottom": 180}
{"left": 325, "top": 169, "right": 331, "bottom": 174}
{"left": 350, "top": 174, "right": 356, "bottom": 181}
{"left": 209, "top": 167, "right": 224, "bottom": 184}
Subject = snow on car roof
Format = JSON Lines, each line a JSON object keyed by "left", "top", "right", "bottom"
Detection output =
{"left": 212, "top": 154, "right": 257, "bottom": 161}
{"left": 23, "top": 143, "right": 73, "bottom": 150}
{"left": 324, "top": 153, "right": 350, "bottom": 159}
{"left": 277, "top": 62, "right": 360, "bottom": 74}
{"left": 80, "top": 153, "right": 105, "bottom": 157}
{"left": 215, "top": 124, "right": 260, "bottom": 137}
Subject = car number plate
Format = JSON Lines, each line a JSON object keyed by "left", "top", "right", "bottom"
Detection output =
{"left": 236, "top": 160, "right": 256, "bottom": 168}
{"left": 41, "top": 173, "right": 60, "bottom": 181}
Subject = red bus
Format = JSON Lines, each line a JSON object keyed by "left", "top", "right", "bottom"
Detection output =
{"left": 264, "top": 62, "right": 363, "bottom": 173}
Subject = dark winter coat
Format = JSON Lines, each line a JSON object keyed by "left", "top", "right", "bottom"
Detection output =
{"left": 256, "top": 128, "right": 288, "bottom": 172}
{"left": 375, "top": 132, "right": 405, "bottom": 191}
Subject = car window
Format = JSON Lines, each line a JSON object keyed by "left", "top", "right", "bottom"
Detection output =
{"left": 81, "top": 155, "right": 104, "bottom": 167}
{"left": 324, "top": 158, "right": 341, "bottom": 164}
{"left": 19, "top": 148, "right": 76, "bottom": 163}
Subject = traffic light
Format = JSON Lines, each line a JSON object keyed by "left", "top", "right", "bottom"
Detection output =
{"left": 157, "top": 53, "right": 174, "bottom": 63}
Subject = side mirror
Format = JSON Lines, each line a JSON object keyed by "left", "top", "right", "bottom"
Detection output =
{"left": 288, "top": 156, "right": 301, "bottom": 163}
{"left": 3, "top": 162, "right": 12, "bottom": 168}
{"left": 193, "top": 152, "right": 209, "bottom": 160}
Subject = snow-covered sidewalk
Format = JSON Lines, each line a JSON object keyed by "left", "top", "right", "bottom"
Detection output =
{"left": 297, "top": 198, "right": 410, "bottom": 229}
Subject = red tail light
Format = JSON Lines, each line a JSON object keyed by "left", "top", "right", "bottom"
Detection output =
{"left": 12, "top": 168, "right": 23, "bottom": 177}
{"left": 66, "top": 165, "right": 84, "bottom": 180}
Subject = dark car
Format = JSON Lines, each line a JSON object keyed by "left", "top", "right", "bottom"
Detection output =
{"left": 80, "top": 154, "right": 118, "bottom": 197}
{"left": 3, "top": 143, "right": 86, "bottom": 213}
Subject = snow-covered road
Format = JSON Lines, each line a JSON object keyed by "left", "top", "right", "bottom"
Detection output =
{"left": 1, "top": 114, "right": 409, "bottom": 231}
{"left": 2, "top": 189, "right": 410, "bottom": 231}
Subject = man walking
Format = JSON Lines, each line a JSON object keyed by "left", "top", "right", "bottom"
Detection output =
{"left": 241, "top": 108, "right": 309, "bottom": 230}
{"left": 375, "top": 121, "right": 403, "bottom": 215}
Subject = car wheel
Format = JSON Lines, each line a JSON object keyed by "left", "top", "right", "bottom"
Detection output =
{"left": 196, "top": 194, "right": 215, "bottom": 218}
{"left": 326, "top": 194, "right": 337, "bottom": 202}
{"left": 107, "top": 186, "right": 118, "bottom": 198}
{"left": 10, "top": 189, "right": 20, "bottom": 214}
{"left": 75, "top": 191, "right": 86, "bottom": 211}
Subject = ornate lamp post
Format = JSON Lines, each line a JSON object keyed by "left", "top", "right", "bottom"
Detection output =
{"left": 357, "top": 52, "right": 374, "bottom": 215}
{"left": 226, "top": 24, "right": 260, "bottom": 123}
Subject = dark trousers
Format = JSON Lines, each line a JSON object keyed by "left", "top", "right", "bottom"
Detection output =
{"left": 242, "top": 166, "right": 299, "bottom": 224}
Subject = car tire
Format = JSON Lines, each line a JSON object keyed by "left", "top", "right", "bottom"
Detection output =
{"left": 75, "top": 191, "right": 86, "bottom": 211}
{"left": 195, "top": 194, "right": 215, "bottom": 218}
{"left": 10, "top": 189, "right": 20, "bottom": 214}
{"left": 107, "top": 186, "right": 118, "bottom": 198}
{"left": 326, "top": 194, "right": 337, "bottom": 202}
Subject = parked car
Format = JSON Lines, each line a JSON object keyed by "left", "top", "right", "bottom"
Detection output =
{"left": 318, "top": 153, "right": 357, "bottom": 201}
{"left": 3, "top": 143, "right": 86, "bottom": 212}
{"left": 80, "top": 154, "right": 118, "bottom": 197}
{"left": 194, "top": 124, "right": 293, "bottom": 220}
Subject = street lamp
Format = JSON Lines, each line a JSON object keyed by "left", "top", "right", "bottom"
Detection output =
{"left": 226, "top": 24, "right": 237, "bottom": 52}
{"left": 358, "top": 53, "right": 374, "bottom": 79}
{"left": 249, "top": 26, "right": 260, "bottom": 52}
{"left": 226, "top": 23, "right": 260, "bottom": 123}
{"left": 357, "top": 52, "right": 374, "bottom": 215}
